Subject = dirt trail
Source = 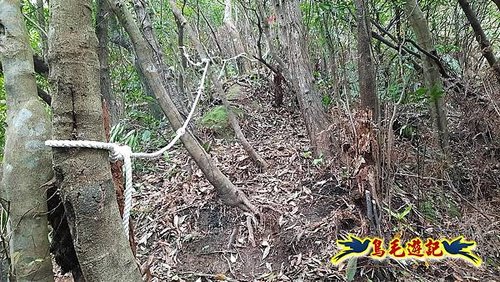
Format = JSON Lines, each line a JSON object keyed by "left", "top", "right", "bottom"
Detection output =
{"left": 133, "top": 83, "right": 500, "bottom": 281}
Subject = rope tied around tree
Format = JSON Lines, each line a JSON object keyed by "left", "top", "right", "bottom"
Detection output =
{"left": 45, "top": 58, "right": 210, "bottom": 239}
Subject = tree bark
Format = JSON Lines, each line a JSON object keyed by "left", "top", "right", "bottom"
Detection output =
{"left": 272, "top": 0, "right": 334, "bottom": 159}
{"left": 0, "top": 249, "right": 8, "bottom": 282}
{"left": 35, "top": 0, "right": 48, "bottom": 62}
{"left": 97, "top": 0, "right": 121, "bottom": 126}
{"left": 132, "top": 0, "right": 189, "bottom": 117}
{"left": 457, "top": 0, "right": 500, "bottom": 78}
{"left": 320, "top": 14, "right": 339, "bottom": 102}
{"left": 355, "top": 0, "right": 379, "bottom": 121}
{"left": 405, "top": 0, "right": 449, "bottom": 153}
{"left": 354, "top": 0, "right": 381, "bottom": 232}
{"left": 174, "top": 0, "right": 189, "bottom": 99}
{"left": 0, "top": 55, "right": 52, "bottom": 105}
{"left": 0, "top": 1, "right": 53, "bottom": 280}
{"left": 107, "top": 0, "right": 257, "bottom": 213}
{"left": 256, "top": 4, "right": 290, "bottom": 82}
{"left": 48, "top": 1, "right": 143, "bottom": 281}
{"left": 223, "top": 0, "right": 248, "bottom": 73}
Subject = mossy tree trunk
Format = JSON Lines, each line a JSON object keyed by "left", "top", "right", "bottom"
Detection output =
{"left": 48, "top": 0, "right": 142, "bottom": 280}
{"left": 0, "top": 1, "right": 53, "bottom": 280}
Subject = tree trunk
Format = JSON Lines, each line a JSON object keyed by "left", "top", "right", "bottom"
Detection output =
{"left": 35, "top": 0, "right": 48, "bottom": 62}
{"left": 354, "top": 0, "right": 381, "bottom": 232}
{"left": 132, "top": 0, "right": 189, "bottom": 117}
{"left": 47, "top": 1, "right": 143, "bottom": 281}
{"left": 96, "top": 0, "right": 121, "bottom": 126}
{"left": 273, "top": 65, "right": 284, "bottom": 107}
{"left": 0, "top": 250, "right": 8, "bottom": 282}
{"left": 355, "top": 0, "right": 379, "bottom": 121}
{"left": 0, "top": 1, "right": 53, "bottom": 280}
{"left": 223, "top": 0, "right": 247, "bottom": 73}
{"left": 256, "top": 4, "right": 290, "bottom": 80}
{"left": 174, "top": 0, "right": 189, "bottom": 100}
{"left": 107, "top": 0, "right": 257, "bottom": 213}
{"left": 405, "top": 0, "right": 449, "bottom": 153}
{"left": 457, "top": 0, "right": 500, "bottom": 78}
{"left": 272, "top": 0, "right": 334, "bottom": 159}
{"left": 320, "top": 14, "right": 339, "bottom": 103}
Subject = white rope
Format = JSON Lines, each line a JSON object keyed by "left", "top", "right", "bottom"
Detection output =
{"left": 179, "top": 46, "right": 206, "bottom": 67}
{"left": 44, "top": 140, "right": 134, "bottom": 235}
{"left": 131, "top": 58, "right": 209, "bottom": 158}
{"left": 45, "top": 58, "right": 210, "bottom": 239}
{"left": 217, "top": 52, "right": 259, "bottom": 80}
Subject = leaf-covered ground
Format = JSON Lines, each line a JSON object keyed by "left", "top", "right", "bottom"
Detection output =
{"left": 132, "top": 77, "right": 500, "bottom": 282}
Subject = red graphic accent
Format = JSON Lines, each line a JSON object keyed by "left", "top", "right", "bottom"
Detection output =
{"left": 371, "top": 238, "right": 386, "bottom": 258}
{"left": 388, "top": 238, "right": 406, "bottom": 258}
{"left": 425, "top": 238, "right": 444, "bottom": 257}
{"left": 406, "top": 238, "right": 424, "bottom": 257}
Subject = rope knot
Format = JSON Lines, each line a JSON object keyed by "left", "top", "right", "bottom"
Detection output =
{"left": 110, "top": 144, "right": 132, "bottom": 162}
{"left": 176, "top": 127, "right": 186, "bottom": 136}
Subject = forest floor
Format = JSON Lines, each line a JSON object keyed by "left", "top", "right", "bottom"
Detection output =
{"left": 130, "top": 77, "right": 499, "bottom": 282}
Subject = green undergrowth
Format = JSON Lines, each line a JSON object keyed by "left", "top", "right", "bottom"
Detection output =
{"left": 420, "top": 190, "right": 462, "bottom": 222}
{"left": 199, "top": 105, "right": 245, "bottom": 138}
{"left": 201, "top": 105, "right": 228, "bottom": 130}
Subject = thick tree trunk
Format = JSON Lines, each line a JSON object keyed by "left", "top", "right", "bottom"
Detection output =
{"left": 0, "top": 1, "right": 53, "bottom": 281}
{"left": 355, "top": 0, "right": 379, "bottom": 121}
{"left": 48, "top": 1, "right": 142, "bottom": 281}
{"left": 458, "top": 0, "right": 500, "bottom": 78}
{"left": 405, "top": 0, "right": 449, "bottom": 153}
{"left": 272, "top": 0, "right": 333, "bottom": 159}
{"left": 107, "top": 0, "right": 257, "bottom": 213}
